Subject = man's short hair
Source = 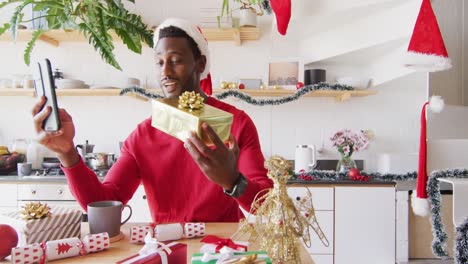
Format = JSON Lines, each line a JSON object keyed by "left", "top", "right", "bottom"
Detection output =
{"left": 158, "top": 26, "right": 202, "bottom": 60}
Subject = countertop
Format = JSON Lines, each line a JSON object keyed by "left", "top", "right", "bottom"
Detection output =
{"left": 0, "top": 222, "right": 314, "bottom": 263}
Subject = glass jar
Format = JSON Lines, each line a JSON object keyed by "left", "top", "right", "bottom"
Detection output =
{"left": 336, "top": 155, "right": 357, "bottom": 173}
{"left": 11, "top": 138, "right": 28, "bottom": 154}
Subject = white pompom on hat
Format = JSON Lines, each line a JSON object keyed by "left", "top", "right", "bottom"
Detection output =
{"left": 412, "top": 95, "right": 445, "bottom": 216}
{"left": 404, "top": 0, "right": 452, "bottom": 72}
{"left": 153, "top": 18, "right": 212, "bottom": 95}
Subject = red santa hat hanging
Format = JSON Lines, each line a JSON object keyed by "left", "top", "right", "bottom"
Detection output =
{"left": 412, "top": 96, "right": 444, "bottom": 216}
{"left": 270, "top": 0, "right": 291, "bottom": 35}
{"left": 404, "top": 0, "right": 452, "bottom": 72}
{"left": 153, "top": 18, "right": 213, "bottom": 95}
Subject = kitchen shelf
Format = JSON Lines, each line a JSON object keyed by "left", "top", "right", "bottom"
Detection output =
{"left": 0, "top": 88, "right": 377, "bottom": 101}
{"left": 0, "top": 27, "right": 260, "bottom": 46}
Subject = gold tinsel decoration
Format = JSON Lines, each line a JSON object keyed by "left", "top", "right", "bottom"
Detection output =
{"left": 20, "top": 201, "right": 51, "bottom": 220}
{"left": 178, "top": 91, "right": 204, "bottom": 111}
{"left": 232, "top": 156, "right": 329, "bottom": 263}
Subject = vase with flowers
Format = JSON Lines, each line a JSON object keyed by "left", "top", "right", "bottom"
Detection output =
{"left": 330, "top": 129, "right": 370, "bottom": 173}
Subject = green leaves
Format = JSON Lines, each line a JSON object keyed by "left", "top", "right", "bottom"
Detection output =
{"left": 1, "top": 0, "right": 152, "bottom": 70}
{"left": 24, "top": 29, "right": 44, "bottom": 65}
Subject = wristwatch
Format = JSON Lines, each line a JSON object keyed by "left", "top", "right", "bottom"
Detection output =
{"left": 223, "top": 173, "right": 248, "bottom": 198}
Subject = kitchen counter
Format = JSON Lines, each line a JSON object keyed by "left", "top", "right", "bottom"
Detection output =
{"left": 0, "top": 175, "right": 104, "bottom": 183}
{"left": 0, "top": 222, "right": 314, "bottom": 263}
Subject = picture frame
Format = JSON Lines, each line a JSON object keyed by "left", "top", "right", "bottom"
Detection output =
{"left": 268, "top": 61, "right": 301, "bottom": 89}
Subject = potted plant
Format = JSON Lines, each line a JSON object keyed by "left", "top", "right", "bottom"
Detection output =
{"left": 0, "top": 0, "right": 153, "bottom": 71}
{"left": 218, "top": 0, "right": 271, "bottom": 28}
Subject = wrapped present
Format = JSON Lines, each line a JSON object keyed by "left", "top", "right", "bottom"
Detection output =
{"left": 11, "top": 233, "right": 109, "bottom": 264}
{"left": 151, "top": 92, "right": 233, "bottom": 145}
{"left": 191, "top": 251, "right": 272, "bottom": 264}
{"left": 200, "top": 235, "right": 248, "bottom": 253}
{"left": 117, "top": 234, "right": 187, "bottom": 264}
{"left": 0, "top": 206, "right": 82, "bottom": 246}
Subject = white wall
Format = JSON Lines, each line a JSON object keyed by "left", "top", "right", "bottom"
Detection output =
{"left": 0, "top": 0, "right": 427, "bottom": 171}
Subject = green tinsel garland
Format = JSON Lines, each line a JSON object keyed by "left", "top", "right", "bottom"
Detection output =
{"left": 428, "top": 169, "right": 468, "bottom": 258}
{"left": 120, "top": 83, "right": 354, "bottom": 106}
{"left": 455, "top": 215, "right": 468, "bottom": 264}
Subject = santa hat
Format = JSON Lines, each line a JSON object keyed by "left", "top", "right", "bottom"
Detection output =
{"left": 404, "top": 0, "right": 452, "bottom": 72}
{"left": 270, "top": 0, "right": 291, "bottom": 35}
{"left": 153, "top": 18, "right": 212, "bottom": 95}
{"left": 412, "top": 96, "right": 444, "bottom": 216}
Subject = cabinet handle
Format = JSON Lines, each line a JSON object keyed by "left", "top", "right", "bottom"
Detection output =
{"left": 296, "top": 196, "right": 301, "bottom": 201}
{"left": 142, "top": 195, "right": 146, "bottom": 200}
{"left": 57, "top": 189, "right": 63, "bottom": 195}
{"left": 31, "top": 190, "right": 36, "bottom": 195}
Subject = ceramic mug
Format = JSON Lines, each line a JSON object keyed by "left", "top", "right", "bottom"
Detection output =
{"left": 87, "top": 200, "right": 132, "bottom": 237}
{"left": 17, "top": 162, "right": 32, "bottom": 176}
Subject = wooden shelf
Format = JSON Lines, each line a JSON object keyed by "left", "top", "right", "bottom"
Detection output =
{"left": 0, "top": 27, "right": 260, "bottom": 46}
{"left": 0, "top": 88, "right": 377, "bottom": 102}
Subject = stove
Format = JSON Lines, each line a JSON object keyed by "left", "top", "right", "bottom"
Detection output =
{"left": 21, "top": 168, "right": 108, "bottom": 179}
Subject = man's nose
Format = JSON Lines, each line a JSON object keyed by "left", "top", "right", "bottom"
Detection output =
{"left": 161, "top": 62, "right": 172, "bottom": 78}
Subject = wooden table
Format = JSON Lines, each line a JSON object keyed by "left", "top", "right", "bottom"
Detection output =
{"left": 2, "top": 223, "right": 314, "bottom": 263}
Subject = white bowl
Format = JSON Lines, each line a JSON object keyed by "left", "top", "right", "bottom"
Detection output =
{"left": 56, "top": 79, "right": 85, "bottom": 89}
{"left": 335, "top": 77, "right": 372, "bottom": 89}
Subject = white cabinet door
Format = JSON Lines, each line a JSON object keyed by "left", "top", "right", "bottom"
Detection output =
{"left": 310, "top": 254, "right": 334, "bottom": 264}
{"left": 287, "top": 187, "right": 334, "bottom": 211}
{"left": 302, "top": 210, "right": 334, "bottom": 255}
{"left": 127, "top": 185, "right": 152, "bottom": 223}
{"left": 0, "top": 184, "right": 18, "bottom": 214}
{"left": 334, "top": 187, "right": 395, "bottom": 264}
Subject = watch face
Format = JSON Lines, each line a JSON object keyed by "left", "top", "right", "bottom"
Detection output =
{"left": 224, "top": 174, "right": 248, "bottom": 198}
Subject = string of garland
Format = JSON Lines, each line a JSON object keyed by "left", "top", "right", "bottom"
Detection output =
{"left": 290, "top": 170, "right": 418, "bottom": 182}
{"left": 455, "top": 215, "right": 468, "bottom": 264}
{"left": 428, "top": 169, "right": 468, "bottom": 258}
{"left": 119, "top": 83, "right": 354, "bottom": 106}
{"left": 215, "top": 83, "right": 353, "bottom": 106}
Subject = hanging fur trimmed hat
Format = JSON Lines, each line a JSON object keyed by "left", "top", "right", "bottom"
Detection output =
{"left": 404, "top": 0, "right": 452, "bottom": 72}
{"left": 153, "top": 18, "right": 213, "bottom": 95}
{"left": 270, "top": 0, "right": 291, "bottom": 35}
{"left": 412, "top": 96, "right": 444, "bottom": 216}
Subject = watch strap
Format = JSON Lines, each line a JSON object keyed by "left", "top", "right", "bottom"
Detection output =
{"left": 223, "top": 173, "right": 248, "bottom": 198}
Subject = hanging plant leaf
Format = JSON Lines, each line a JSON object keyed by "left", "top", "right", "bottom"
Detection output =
{"left": 24, "top": 29, "right": 44, "bottom": 65}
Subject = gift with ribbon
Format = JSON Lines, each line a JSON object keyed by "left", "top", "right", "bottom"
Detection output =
{"left": 130, "top": 222, "right": 206, "bottom": 243}
{"left": 151, "top": 91, "right": 233, "bottom": 145}
{"left": 117, "top": 233, "right": 187, "bottom": 264}
{"left": 191, "top": 251, "right": 272, "bottom": 264}
{"left": 199, "top": 235, "right": 248, "bottom": 254}
{"left": 10, "top": 232, "right": 109, "bottom": 264}
{"left": 0, "top": 205, "right": 82, "bottom": 246}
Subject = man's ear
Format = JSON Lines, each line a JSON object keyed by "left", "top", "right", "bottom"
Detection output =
{"left": 197, "top": 55, "right": 207, "bottom": 74}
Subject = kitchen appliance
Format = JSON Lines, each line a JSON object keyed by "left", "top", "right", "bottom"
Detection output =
{"left": 304, "top": 69, "right": 326, "bottom": 85}
{"left": 294, "top": 145, "right": 317, "bottom": 173}
{"left": 85, "top": 152, "right": 116, "bottom": 170}
{"left": 76, "top": 140, "right": 95, "bottom": 157}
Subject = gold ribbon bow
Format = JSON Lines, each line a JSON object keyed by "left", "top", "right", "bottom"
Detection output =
{"left": 178, "top": 91, "right": 204, "bottom": 112}
{"left": 20, "top": 201, "right": 51, "bottom": 220}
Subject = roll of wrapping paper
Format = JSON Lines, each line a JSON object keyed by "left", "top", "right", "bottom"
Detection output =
{"left": 130, "top": 225, "right": 154, "bottom": 244}
{"left": 11, "top": 233, "right": 110, "bottom": 264}
{"left": 154, "top": 223, "right": 184, "bottom": 241}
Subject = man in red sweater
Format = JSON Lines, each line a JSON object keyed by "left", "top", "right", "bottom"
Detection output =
{"left": 31, "top": 18, "right": 273, "bottom": 223}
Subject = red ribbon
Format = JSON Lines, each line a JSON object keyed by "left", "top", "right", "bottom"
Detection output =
{"left": 39, "top": 242, "right": 47, "bottom": 264}
{"left": 200, "top": 235, "right": 247, "bottom": 252}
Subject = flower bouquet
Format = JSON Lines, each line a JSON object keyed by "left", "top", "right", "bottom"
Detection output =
{"left": 330, "top": 129, "right": 371, "bottom": 173}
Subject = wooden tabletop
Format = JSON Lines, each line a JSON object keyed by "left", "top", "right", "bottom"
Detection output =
{"left": 2, "top": 222, "right": 314, "bottom": 263}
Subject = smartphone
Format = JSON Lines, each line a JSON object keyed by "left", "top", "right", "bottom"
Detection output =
{"left": 32, "top": 58, "right": 61, "bottom": 132}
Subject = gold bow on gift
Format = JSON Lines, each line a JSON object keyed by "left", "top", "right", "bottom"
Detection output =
{"left": 178, "top": 91, "right": 204, "bottom": 112}
{"left": 20, "top": 201, "right": 51, "bottom": 220}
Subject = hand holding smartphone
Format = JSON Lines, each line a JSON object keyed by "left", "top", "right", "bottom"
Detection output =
{"left": 32, "top": 58, "right": 61, "bottom": 132}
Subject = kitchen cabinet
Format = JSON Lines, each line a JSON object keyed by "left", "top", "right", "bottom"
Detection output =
{"left": 334, "top": 186, "right": 395, "bottom": 264}
{"left": 287, "top": 184, "right": 396, "bottom": 264}
{"left": 126, "top": 185, "right": 152, "bottom": 223}
{"left": 17, "top": 183, "right": 84, "bottom": 212}
{"left": 0, "top": 184, "right": 18, "bottom": 214}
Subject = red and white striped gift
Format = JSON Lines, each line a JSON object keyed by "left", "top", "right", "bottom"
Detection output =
{"left": 0, "top": 206, "right": 82, "bottom": 246}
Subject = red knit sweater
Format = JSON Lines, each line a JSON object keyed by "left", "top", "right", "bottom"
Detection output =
{"left": 62, "top": 97, "right": 272, "bottom": 223}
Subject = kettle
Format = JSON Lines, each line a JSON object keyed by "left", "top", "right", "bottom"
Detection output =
{"left": 294, "top": 145, "right": 317, "bottom": 173}
{"left": 76, "top": 140, "right": 95, "bottom": 157}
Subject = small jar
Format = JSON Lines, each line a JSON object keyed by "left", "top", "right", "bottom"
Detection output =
{"left": 11, "top": 138, "right": 28, "bottom": 154}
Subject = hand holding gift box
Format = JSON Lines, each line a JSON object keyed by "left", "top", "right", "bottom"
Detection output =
{"left": 152, "top": 91, "right": 233, "bottom": 145}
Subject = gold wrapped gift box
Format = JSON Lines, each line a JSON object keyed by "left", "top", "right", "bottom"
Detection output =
{"left": 151, "top": 98, "right": 233, "bottom": 145}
